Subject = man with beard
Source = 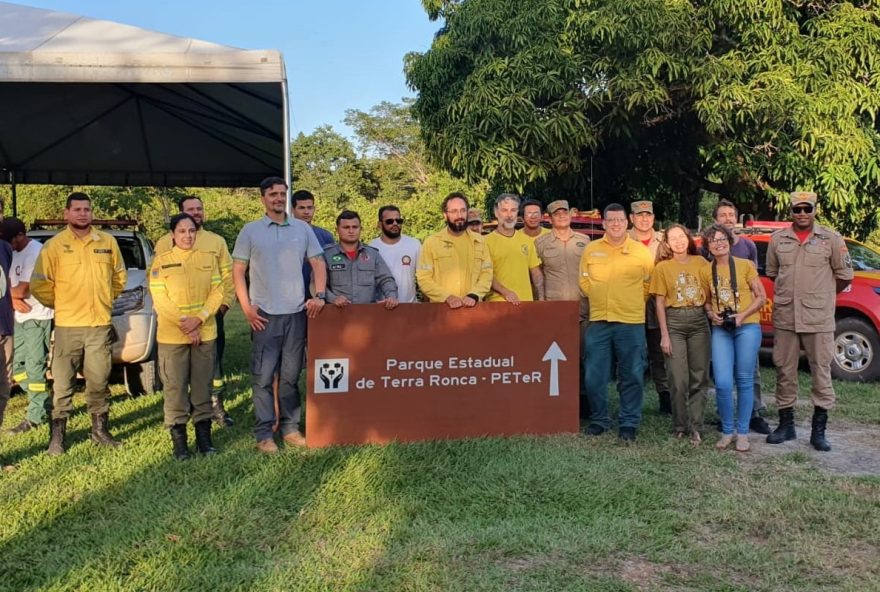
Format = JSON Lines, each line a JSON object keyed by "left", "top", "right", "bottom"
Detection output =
{"left": 485, "top": 193, "right": 544, "bottom": 303}
{"left": 31, "top": 192, "right": 127, "bottom": 455}
{"left": 368, "top": 205, "right": 420, "bottom": 303}
{"left": 417, "top": 192, "right": 493, "bottom": 308}
{"left": 580, "top": 203, "right": 654, "bottom": 442}
{"left": 324, "top": 210, "right": 398, "bottom": 307}
{"left": 232, "top": 177, "right": 327, "bottom": 453}
{"left": 766, "top": 191, "right": 852, "bottom": 451}
{"left": 155, "top": 196, "right": 235, "bottom": 427}
{"left": 535, "top": 200, "right": 591, "bottom": 418}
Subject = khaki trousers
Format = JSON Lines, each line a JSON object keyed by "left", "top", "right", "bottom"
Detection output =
{"left": 51, "top": 326, "right": 113, "bottom": 419}
{"left": 159, "top": 340, "right": 215, "bottom": 426}
{"left": 773, "top": 329, "right": 836, "bottom": 410}
{"left": 664, "top": 307, "right": 710, "bottom": 434}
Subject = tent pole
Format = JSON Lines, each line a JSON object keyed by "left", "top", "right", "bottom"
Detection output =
{"left": 282, "top": 78, "right": 292, "bottom": 215}
{"left": 11, "top": 170, "right": 17, "bottom": 217}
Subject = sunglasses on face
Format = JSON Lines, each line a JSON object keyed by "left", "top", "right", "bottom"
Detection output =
{"left": 468, "top": 220, "right": 481, "bottom": 226}
{"left": 383, "top": 218, "right": 404, "bottom": 225}
{"left": 791, "top": 205, "right": 814, "bottom": 214}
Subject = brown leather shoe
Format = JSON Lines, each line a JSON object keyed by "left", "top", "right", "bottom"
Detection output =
{"left": 256, "top": 438, "right": 279, "bottom": 454}
{"left": 282, "top": 431, "right": 306, "bottom": 447}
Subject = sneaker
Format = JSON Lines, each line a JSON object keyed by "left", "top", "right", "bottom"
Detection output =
{"left": 618, "top": 427, "right": 637, "bottom": 442}
{"left": 282, "top": 431, "right": 306, "bottom": 447}
{"left": 586, "top": 424, "right": 607, "bottom": 436}
{"left": 749, "top": 416, "right": 771, "bottom": 435}
{"left": 8, "top": 419, "right": 37, "bottom": 434}
{"left": 256, "top": 438, "right": 279, "bottom": 454}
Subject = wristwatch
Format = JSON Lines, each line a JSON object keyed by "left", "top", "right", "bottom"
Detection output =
{"left": 315, "top": 292, "right": 326, "bottom": 301}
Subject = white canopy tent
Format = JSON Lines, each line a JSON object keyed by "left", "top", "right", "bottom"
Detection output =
{"left": 0, "top": 1, "right": 290, "bottom": 211}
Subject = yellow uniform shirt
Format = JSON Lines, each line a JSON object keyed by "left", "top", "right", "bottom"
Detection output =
{"left": 649, "top": 256, "right": 710, "bottom": 308}
{"left": 521, "top": 227, "right": 550, "bottom": 244}
{"left": 417, "top": 228, "right": 493, "bottom": 302}
{"left": 485, "top": 230, "right": 541, "bottom": 302}
{"left": 31, "top": 226, "right": 127, "bottom": 327}
{"left": 579, "top": 236, "right": 653, "bottom": 323}
{"left": 155, "top": 229, "right": 234, "bottom": 308}
{"left": 699, "top": 256, "right": 760, "bottom": 325}
{"left": 149, "top": 247, "right": 224, "bottom": 344}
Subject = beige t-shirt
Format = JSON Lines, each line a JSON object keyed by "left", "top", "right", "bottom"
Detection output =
{"left": 650, "top": 256, "right": 710, "bottom": 308}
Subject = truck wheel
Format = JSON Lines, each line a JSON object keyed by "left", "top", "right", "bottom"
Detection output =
{"left": 832, "top": 317, "right": 880, "bottom": 382}
{"left": 125, "top": 357, "right": 162, "bottom": 396}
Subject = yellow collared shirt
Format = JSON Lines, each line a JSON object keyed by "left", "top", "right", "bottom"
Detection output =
{"left": 579, "top": 236, "right": 653, "bottom": 323}
{"left": 155, "top": 229, "right": 234, "bottom": 308}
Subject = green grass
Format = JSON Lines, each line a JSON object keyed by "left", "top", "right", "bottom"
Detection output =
{"left": 1, "top": 309, "right": 878, "bottom": 591}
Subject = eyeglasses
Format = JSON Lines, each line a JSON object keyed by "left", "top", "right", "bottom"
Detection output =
{"left": 708, "top": 237, "right": 729, "bottom": 245}
{"left": 383, "top": 218, "right": 404, "bottom": 225}
{"left": 523, "top": 212, "right": 542, "bottom": 218}
{"left": 791, "top": 205, "right": 814, "bottom": 214}
{"left": 468, "top": 220, "right": 481, "bottom": 226}
{"left": 446, "top": 208, "right": 467, "bottom": 215}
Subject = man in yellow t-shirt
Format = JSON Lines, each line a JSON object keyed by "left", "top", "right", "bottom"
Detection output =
{"left": 485, "top": 193, "right": 543, "bottom": 303}
{"left": 520, "top": 199, "right": 551, "bottom": 242}
{"left": 416, "top": 193, "right": 493, "bottom": 308}
{"left": 579, "top": 203, "right": 654, "bottom": 442}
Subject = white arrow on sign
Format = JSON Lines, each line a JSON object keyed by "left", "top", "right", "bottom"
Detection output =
{"left": 542, "top": 341, "right": 567, "bottom": 397}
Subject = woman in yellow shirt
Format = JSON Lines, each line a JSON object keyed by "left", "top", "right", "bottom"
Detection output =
{"left": 149, "top": 213, "right": 224, "bottom": 460}
{"left": 650, "top": 224, "right": 710, "bottom": 446}
{"left": 700, "top": 224, "right": 767, "bottom": 453}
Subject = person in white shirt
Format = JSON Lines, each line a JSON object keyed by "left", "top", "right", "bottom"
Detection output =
{"left": 1, "top": 218, "right": 54, "bottom": 434}
{"left": 368, "top": 205, "right": 421, "bottom": 303}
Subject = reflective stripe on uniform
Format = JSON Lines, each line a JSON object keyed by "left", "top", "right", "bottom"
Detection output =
{"left": 30, "top": 382, "right": 47, "bottom": 392}
{"left": 13, "top": 371, "right": 28, "bottom": 382}
{"left": 212, "top": 379, "right": 224, "bottom": 388}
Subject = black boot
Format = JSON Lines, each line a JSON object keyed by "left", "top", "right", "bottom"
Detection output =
{"left": 169, "top": 424, "right": 191, "bottom": 460}
{"left": 749, "top": 414, "right": 771, "bottom": 435}
{"left": 810, "top": 407, "right": 831, "bottom": 452}
{"left": 47, "top": 417, "right": 67, "bottom": 456}
{"left": 766, "top": 407, "right": 796, "bottom": 444}
{"left": 194, "top": 420, "right": 218, "bottom": 455}
{"left": 658, "top": 391, "right": 672, "bottom": 415}
{"left": 89, "top": 412, "right": 122, "bottom": 448}
{"left": 211, "top": 395, "right": 234, "bottom": 427}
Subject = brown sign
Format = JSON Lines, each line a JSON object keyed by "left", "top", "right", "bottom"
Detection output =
{"left": 305, "top": 302, "right": 580, "bottom": 447}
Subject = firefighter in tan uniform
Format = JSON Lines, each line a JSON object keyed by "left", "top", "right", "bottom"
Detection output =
{"left": 30, "top": 193, "right": 127, "bottom": 456}
{"left": 765, "top": 191, "right": 853, "bottom": 451}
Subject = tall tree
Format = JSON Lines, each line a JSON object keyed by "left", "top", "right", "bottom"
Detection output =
{"left": 407, "top": 0, "right": 880, "bottom": 236}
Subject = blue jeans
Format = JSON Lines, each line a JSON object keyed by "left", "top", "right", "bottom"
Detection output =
{"left": 711, "top": 323, "right": 761, "bottom": 435}
{"left": 585, "top": 322, "right": 647, "bottom": 429}
{"left": 251, "top": 310, "right": 307, "bottom": 441}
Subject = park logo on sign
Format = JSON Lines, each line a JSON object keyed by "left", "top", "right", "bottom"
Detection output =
{"left": 314, "top": 358, "right": 349, "bottom": 394}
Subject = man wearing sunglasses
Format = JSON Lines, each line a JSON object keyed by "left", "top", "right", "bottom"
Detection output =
{"left": 765, "top": 191, "right": 853, "bottom": 452}
{"left": 368, "top": 205, "right": 420, "bottom": 303}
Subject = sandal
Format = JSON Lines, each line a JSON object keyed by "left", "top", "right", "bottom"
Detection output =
{"left": 673, "top": 431, "right": 686, "bottom": 440}
{"left": 690, "top": 431, "right": 702, "bottom": 447}
{"left": 716, "top": 435, "right": 733, "bottom": 451}
{"left": 735, "top": 435, "right": 750, "bottom": 453}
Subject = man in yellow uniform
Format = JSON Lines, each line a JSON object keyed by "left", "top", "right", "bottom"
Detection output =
{"left": 485, "top": 193, "right": 544, "bottom": 303}
{"left": 520, "top": 199, "right": 551, "bottom": 242}
{"left": 31, "top": 192, "right": 127, "bottom": 456}
{"left": 417, "top": 192, "right": 493, "bottom": 308}
{"left": 766, "top": 191, "right": 853, "bottom": 451}
{"left": 580, "top": 203, "right": 654, "bottom": 441}
{"left": 155, "top": 196, "right": 235, "bottom": 427}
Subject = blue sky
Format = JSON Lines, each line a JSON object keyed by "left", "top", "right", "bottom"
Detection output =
{"left": 21, "top": 0, "right": 440, "bottom": 138}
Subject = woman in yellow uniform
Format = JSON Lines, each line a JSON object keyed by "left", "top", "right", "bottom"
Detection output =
{"left": 149, "top": 213, "right": 224, "bottom": 460}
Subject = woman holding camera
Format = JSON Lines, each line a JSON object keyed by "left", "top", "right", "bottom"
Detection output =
{"left": 700, "top": 224, "right": 766, "bottom": 452}
{"left": 149, "top": 213, "right": 224, "bottom": 460}
{"left": 650, "top": 224, "right": 710, "bottom": 446}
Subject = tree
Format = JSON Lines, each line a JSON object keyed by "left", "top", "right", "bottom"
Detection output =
{"left": 406, "top": 0, "right": 880, "bottom": 237}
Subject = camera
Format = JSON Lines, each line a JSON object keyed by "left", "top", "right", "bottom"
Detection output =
{"left": 721, "top": 308, "right": 737, "bottom": 331}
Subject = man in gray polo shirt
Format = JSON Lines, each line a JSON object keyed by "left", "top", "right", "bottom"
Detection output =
{"left": 232, "top": 176, "right": 328, "bottom": 453}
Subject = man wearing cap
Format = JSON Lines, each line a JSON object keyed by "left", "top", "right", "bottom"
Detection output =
{"left": 536, "top": 200, "right": 591, "bottom": 418}
{"left": 368, "top": 205, "right": 420, "bottom": 303}
{"left": 520, "top": 199, "right": 551, "bottom": 241}
{"left": 628, "top": 200, "right": 670, "bottom": 415}
{"left": 580, "top": 203, "right": 654, "bottom": 442}
{"left": 417, "top": 192, "right": 493, "bottom": 308}
{"left": 765, "top": 191, "right": 852, "bottom": 451}
{"left": 466, "top": 208, "right": 483, "bottom": 235}
{"left": 485, "top": 193, "right": 544, "bottom": 303}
